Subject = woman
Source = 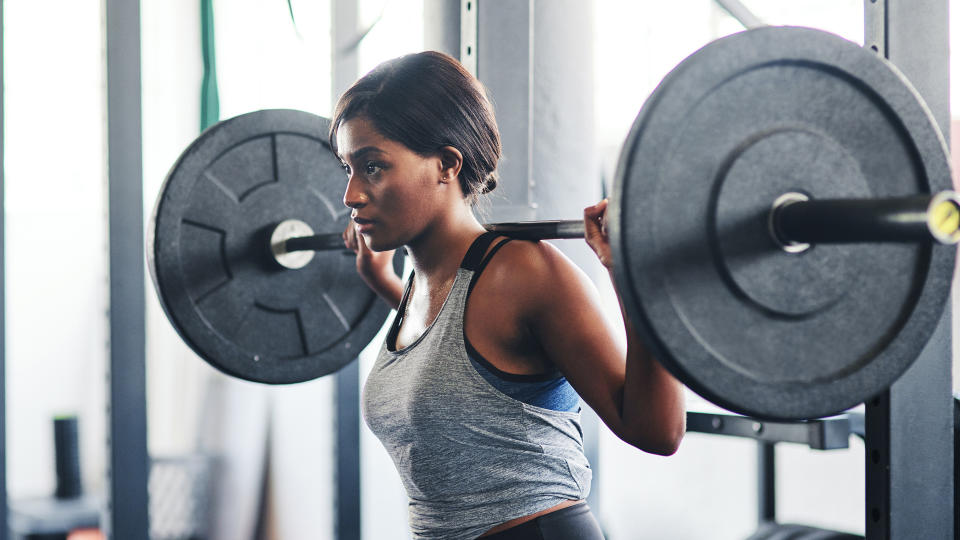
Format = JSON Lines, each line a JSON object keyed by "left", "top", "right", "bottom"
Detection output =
{"left": 334, "top": 51, "right": 685, "bottom": 539}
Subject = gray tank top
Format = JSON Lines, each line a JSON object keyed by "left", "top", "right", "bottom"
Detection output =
{"left": 362, "top": 233, "right": 591, "bottom": 540}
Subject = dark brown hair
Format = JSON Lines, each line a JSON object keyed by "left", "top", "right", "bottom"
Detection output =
{"left": 329, "top": 51, "right": 502, "bottom": 201}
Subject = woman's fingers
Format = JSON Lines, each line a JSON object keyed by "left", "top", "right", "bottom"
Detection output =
{"left": 584, "top": 199, "right": 608, "bottom": 237}
{"left": 352, "top": 227, "right": 396, "bottom": 279}
{"left": 342, "top": 221, "right": 358, "bottom": 252}
{"left": 584, "top": 199, "right": 613, "bottom": 269}
{"left": 355, "top": 227, "right": 371, "bottom": 256}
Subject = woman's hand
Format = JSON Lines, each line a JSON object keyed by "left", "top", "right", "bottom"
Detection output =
{"left": 343, "top": 222, "right": 403, "bottom": 309}
{"left": 584, "top": 199, "right": 613, "bottom": 269}
{"left": 342, "top": 221, "right": 394, "bottom": 280}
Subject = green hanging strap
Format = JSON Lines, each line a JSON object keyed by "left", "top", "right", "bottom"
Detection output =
{"left": 200, "top": 0, "right": 220, "bottom": 131}
{"left": 287, "top": 0, "right": 303, "bottom": 39}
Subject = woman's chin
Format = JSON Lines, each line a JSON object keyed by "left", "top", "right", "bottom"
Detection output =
{"left": 364, "top": 235, "right": 400, "bottom": 253}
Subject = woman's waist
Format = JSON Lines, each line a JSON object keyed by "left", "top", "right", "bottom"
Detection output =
{"left": 478, "top": 499, "right": 586, "bottom": 537}
{"left": 398, "top": 447, "right": 589, "bottom": 498}
{"left": 408, "top": 493, "right": 585, "bottom": 540}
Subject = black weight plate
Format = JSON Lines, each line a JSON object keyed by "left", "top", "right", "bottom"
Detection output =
{"left": 610, "top": 27, "right": 955, "bottom": 420}
{"left": 148, "top": 109, "right": 402, "bottom": 384}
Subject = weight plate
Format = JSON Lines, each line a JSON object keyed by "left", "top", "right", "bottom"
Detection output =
{"left": 148, "top": 109, "right": 402, "bottom": 384}
{"left": 610, "top": 27, "right": 955, "bottom": 420}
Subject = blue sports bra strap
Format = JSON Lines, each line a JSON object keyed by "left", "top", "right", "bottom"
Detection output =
{"left": 460, "top": 231, "right": 501, "bottom": 271}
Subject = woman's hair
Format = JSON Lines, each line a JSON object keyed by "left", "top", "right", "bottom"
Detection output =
{"left": 329, "top": 51, "right": 502, "bottom": 201}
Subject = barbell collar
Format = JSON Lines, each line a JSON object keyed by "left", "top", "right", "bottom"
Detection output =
{"left": 772, "top": 190, "right": 960, "bottom": 248}
{"left": 271, "top": 219, "right": 317, "bottom": 269}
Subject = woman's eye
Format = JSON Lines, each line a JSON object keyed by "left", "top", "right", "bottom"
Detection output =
{"left": 364, "top": 162, "right": 381, "bottom": 175}
{"left": 341, "top": 162, "right": 351, "bottom": 176}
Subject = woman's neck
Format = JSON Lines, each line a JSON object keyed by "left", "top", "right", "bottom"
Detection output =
{"left": 406, "top": 205, "right": 486, "bottom": 283}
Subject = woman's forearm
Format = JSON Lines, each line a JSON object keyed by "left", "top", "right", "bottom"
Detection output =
{"left": 612, "top": 269, "right": 686, "bottom": 455}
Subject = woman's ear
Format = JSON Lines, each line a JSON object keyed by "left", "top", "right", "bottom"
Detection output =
{"left": 438, "top": 146, "right": 463, "bottom": 183}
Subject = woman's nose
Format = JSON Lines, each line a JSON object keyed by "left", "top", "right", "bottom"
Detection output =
{"left": 343, "top": 176, "right": 367, "bottom": 209}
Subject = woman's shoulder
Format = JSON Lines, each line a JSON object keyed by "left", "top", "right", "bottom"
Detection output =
{"left": 478, "top": 238, "right": 595, "bottom": 307}
{"left": 485, "top": 237, "right": 569, "bottom": 272}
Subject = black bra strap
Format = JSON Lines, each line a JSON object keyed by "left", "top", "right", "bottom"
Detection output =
{"left": 389, "top": 232, "right": 513, "bottom": 351}
{"left": 467, "top": 237, "right": 514, "bottom": 294}
{"left": 385, "top": 274, "right": 414, "bottom": 352}
{"left": 460, "top": 231, "right": 501, "bottom": 271}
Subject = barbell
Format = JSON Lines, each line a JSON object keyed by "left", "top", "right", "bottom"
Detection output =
{"left": 269, "top": 192, "right": 960, "bottom": 269}
{"left": 147, "top": 26, "right": 958, "bottom": 420}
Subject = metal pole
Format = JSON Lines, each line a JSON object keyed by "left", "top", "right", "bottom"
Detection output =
{"left": 713, "top": 0, "right": 766, "bottom": 29}
{"left": 105, "top": 0, "right": 149, "bottom": 537}
{"left": 863, "top": 3, "right": 953, "bottom": 538}
{"left": 757, "top": 442, "right": 776, "bottom": 524}
{"left": 0, "top": 0, "right": 6, "bottom": 536}
{"left": 423, "top": 0, "right": 460, "bottom": 59}
{"left": 331, "top": 2, "right": 361, "bottom": 538}
{"left": 460, "top": 0, "right": 477, "bottom": 77}
{"left": 477, "top": 0, "right": 535, "bottom": 223}
{"left": 332, "top": 0, "right": 360, "bottom": 101}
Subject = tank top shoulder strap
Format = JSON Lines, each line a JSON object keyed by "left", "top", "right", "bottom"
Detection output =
{"left": 460, "top": 231, "right": 502, "bottom": 271}
{"left": 465, "top": 233, "right": 515, "bottom": 294}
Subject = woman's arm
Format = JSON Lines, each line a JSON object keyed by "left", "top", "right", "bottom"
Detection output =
{"left": 604, "top": 267, "right": 686, "bottom": 455}
{"left": 497, "top": 202, "right": 684, "bottom": 455}
{"left": 582, "top": 199, "right": 685, "bottom": 454}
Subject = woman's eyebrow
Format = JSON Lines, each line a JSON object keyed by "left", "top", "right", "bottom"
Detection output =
{"left": 342, "top": 146, "right": 386, "bottom": 162}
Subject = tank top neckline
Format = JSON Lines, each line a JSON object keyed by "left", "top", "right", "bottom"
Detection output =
{"left": 385, "top": 232, "right": 502, "bottom": 354}
{"left": 385, "top": 269, "right": 462, "bottom": 354}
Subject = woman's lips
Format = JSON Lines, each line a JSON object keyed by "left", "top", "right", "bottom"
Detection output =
{"left": 353, "top": 217, "right": 375, "bottom": 233}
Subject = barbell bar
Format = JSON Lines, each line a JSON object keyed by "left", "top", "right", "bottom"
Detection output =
{"left": 270, "top": 192, "right": 960, "bottom": 270}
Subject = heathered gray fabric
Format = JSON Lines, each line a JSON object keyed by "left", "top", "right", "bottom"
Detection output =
{"left": 362, "top": 267, "right": 591, "bottom": 540}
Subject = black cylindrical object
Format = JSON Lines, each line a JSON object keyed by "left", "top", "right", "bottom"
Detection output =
{"left": 757, "top": 441, "right": 776, "bottom": 524}
{"left": 53, "top": 416, "right": 82, "bottom": 499}
{"left": 284, "top": 232, "right": 345, "bottom": 253}
{"left": 286, "top": 191, "right": 960, "bottom": 256}
{"left": 283, "top": 219, "right": 587, "bottom": 254}
{"left": 773, "top": 191, "right": 960, "bottom": 246}
{"left": 483, "top": 220, "right": 585, "bottom": 240}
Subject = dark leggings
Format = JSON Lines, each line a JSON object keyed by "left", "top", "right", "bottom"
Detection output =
{"left": 482, "top": 503, "right": 605, "bottom": 539}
